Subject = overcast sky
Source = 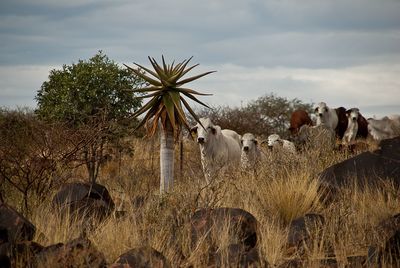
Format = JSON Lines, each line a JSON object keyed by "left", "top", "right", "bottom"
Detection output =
{"left": 1, "top": 0, "right": 400, "bottom": 118}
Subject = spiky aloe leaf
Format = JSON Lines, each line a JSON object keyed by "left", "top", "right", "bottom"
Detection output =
{"left": 124, "top": 64, "right": 162, "bottom": 86}
{"left": 180, "top": 91, "right": 211, "bottom": 109}
{"left": 126, "top": 56, "right": 214, "bottom": 139}
{"left": 179, "top": 88, "right": 213, "bottom": 96}
{"left": 162, "top": 94, "right": 176, "bottom": 128}
{"left": 177, "top": 71, "right": 216, "bottom": 86}
{"left": 168, "top": 91, "right": 189, "bottom": 130}
{"left": 132, "top": 95, "right": 160, "bottom": 117}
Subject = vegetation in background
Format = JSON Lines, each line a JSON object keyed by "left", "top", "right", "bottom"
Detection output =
{"left": 35, "top": 51, "right": 144, "bottom": 183}
{"left": 197, "top": 93, "right": 313, "bottom": 138}
{"left": 0, "top": 109, "right": 86, "bottom": 214}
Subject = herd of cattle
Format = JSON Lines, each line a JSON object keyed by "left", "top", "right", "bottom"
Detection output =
{"left": 189, "top": 102, "right": 400, "bottom": 181}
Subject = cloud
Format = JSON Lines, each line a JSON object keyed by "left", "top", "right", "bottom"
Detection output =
{"left": 0, "top": 0, "right": 399, "bottom": 118}
{"left": 190, "top": 63, "right": 400, "bottom": 118}
{"left": 0, "top": 65, "right": 55, "bottom": 108}
{"left": 1, "top": 0, "right": 400, "bottom": 67}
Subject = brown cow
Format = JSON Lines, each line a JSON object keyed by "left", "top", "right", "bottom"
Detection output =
{"left": 356, "top": 112, "right": 369, "bottom": 138}
{"left": 289, "top": 109, "right": 313, "bottom": 136}
{"left": 335, "top": 107, "right": 348, "bottom": 140}
{"left": 333, "top": 106, "right": 368, "bottom": 140}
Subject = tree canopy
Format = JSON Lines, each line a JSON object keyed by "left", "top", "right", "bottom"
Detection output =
{"left": 35, "top": 51, "right": 143, "bottom": 126}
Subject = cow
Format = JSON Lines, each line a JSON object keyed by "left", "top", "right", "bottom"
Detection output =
{"left": 220, "top": 129, "right": 242, "bottom": 147}
{"left": 315, "top": 102, "right": 339, "bottom": 131}
{"left": 356, "top": 112, "right": 369, "bottom": 139}
{"left": 267, "top": 134, "right": 296, "bottom": 154}
{"left": 240, "top": 133, "right": 262, "bottom": 171}
{"left": 335, "top": 106, "right": 348, "bottom": 140}
{"left": 342, "top": 108, "right": 360, "bottom": 145}
{"left": 289, "top": 109, "right": 313, "bottom": 136}
{"left": 315, "top": 102, "right": 352, "bottom": 140}
{"left": 190, "top": 118, "right": 241, "bottom": 183}
{"left": 367, "top": 115, "right": 400, "bottom": 141}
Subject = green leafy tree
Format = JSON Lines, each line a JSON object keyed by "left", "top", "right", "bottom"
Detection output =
{"left": 35, "top": 51, "right": 144, "bottom": 183}
{"left": 125, "top": 56, "right": 214, "bottom": 194}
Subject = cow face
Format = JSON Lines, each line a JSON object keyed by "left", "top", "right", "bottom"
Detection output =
{"left": 267, "top": 134, "right": 281, "bottom": 148}
{"left": 241, "top": 133, "right": 257, "bottom": 152}
{"left": 346, "top": 108, "right": 360, "bottom": 122}
{"left": 191, "top": 117, "right": 217, "bottom": 144}
{"left": 315, "top": 102, "right": 329, "bottom": 118}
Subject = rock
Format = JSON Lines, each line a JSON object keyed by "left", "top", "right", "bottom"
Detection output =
{"left": 212, "top": 244, "right": 260, "bottom": 268}
{"left": 36, "top": 236, "right": 106, "bottom": 268}
{"left": 364, "top": 213, "right": 400, "bottom": 266}
{"left": 368, "top": 230, "right": 400, "bottom": 266}
{"left": 190, "top": 207, "right": 258, "bottom": 252}
{"left": 319, "top": 137, "right": 400, "bottom": 199}
{"left": 0, "top": 254, "right": 11, "bottom": 268}
{"left": 0, "top": 203, "right": 36, "bottom": 243}
{"left": 287, "top": 213, "right": 325, "bottom": 249}
{"left": 374, "top": 213, "right": 400, "bottom": 242}
{"left": 52, "top": 182, "right": 115, "bottom": 223}
{"left": 346, "top": 255, "right": 367, "bottom": 267}
{"left": 110, "top": 246, "right": 171, "bottom": 268}
{"left": 0, "top": 241, "right": 43, "bottom": 267}
{"left": 287, "top": 213, "right": 327, "bottom": 258}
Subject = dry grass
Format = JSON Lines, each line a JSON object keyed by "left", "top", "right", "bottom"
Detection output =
{"left": 10, "top": 137, "right": 399, "bottom": 267}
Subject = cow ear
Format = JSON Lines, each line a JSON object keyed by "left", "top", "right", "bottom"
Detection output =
{"left": 210, "top": 126, "right": 217, "bottom": 135}
{"left": 190, "top": 126, "right": 198, "bottom": 134}
{"left": 314, "top": 107, "right": 318, "bottom": 113}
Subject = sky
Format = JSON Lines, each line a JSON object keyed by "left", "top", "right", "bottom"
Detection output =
{"left": 1, "top": 0, "right": 400, "bottom": 118}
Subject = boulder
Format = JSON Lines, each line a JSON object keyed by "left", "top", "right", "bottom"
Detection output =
{"left": 368, "top": 230, "right": 400, "bottom": 266}
{"left": 0, "top": 203, "right": 36, "bottom": 243}
{"left": 52, "top": 182, "right": 115, "bottom": 223}
{"left": 374, "top": 213, "right": 400, "bottom": 243}
{"left": 319, "top": 137, "right": 400, "bottom": 196}
{"left": 0, "top": 241, "right": 43, "bottom": 267}
{"left": 36, "top": 236, "right": 106, "bottom": 268}
{"left": 190, "top": 207, "right": 258, "bottom": 252}
{"left": 212, "top": 244, "right": 260, "bottom": 268}
{"left": 110, "top": 246, "right": 171, "bottom": 268}
{"left": 367, "top": 213, "right": 400, "bottom": 266}
{"left": 287, "top": 214, "right": 325, "bottom": 256}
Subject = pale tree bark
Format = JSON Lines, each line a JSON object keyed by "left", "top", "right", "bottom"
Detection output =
{"left": 159, "top": 120, "right": 175, "bottom": 194}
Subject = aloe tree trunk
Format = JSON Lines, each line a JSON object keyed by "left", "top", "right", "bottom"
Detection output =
{"left": 160, "top": 120, "right": 174, "bottom": 194}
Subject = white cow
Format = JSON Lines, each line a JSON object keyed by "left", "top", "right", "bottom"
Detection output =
{"left": 267, "top": 134, "right": 296, "bottom": 154}
{"left": 190, "top": 118, "right": 241, "bottom": 183}
{"left": 367, "top": 115, "right": 400, "bottom": 141}
{"left": 342, "top": 108, "right": 360, "bottom": 145}
{"left": 314, "top": 102, "right": 339, "bottom": 131}
{"left": 240, "top": 133, "right": 262, "bottom": 171}
{"left": 220, "top": 129, "right": 242, "bottom": 147}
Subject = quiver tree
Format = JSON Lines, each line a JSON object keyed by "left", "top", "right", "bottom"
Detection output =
{"left": 125, "top": 56, "right": 214, "bottom": 194}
